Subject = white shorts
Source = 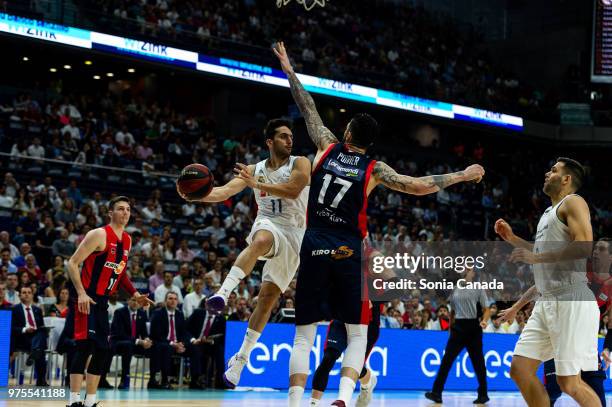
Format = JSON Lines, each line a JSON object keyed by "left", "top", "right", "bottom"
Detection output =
{"left": 247, "top": 218, "right": 305, "bottom": 293}
{"left": 513, "top": 290, "right": 599, "bottom": 376}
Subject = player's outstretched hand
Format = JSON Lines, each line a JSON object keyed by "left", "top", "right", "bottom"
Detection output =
{"left": 78, "top": 292, "right": 96, "bottom": 314}
{"left": 510, "top": 247, "right": 537, "bottom": 264}
{"left": 496, "top": 306, "right": 518, "bottom": 324}
{"left": 272, "top": 41, "right": 294, "bottom": 74}
{"left": 234, "top": 163, "right": 256, "bottom": 188}
{"left": 463, "top": 164, "right": 485, "bottom": 183}
{"left": 133, "top": 292, "right": 155, "bottom": 307}
{"left": 494, "top": 218, "right": 511, "bottom": 240}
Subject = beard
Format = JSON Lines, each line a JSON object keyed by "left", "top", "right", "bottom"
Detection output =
{"left": 542, "top": 179, "right": 560, "bottom": 196}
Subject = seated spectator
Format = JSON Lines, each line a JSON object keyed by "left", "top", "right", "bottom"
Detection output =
{"left": 187, "top": 300, "right": 226, "bottom": 389}
{"left": 175, "top": 239, "right": 195, "bottom": 263}
{"left": 0, "top": 247, "right": 17, "bottom": 274}
{"left": 142, "top": 234, "right": 163, "bottom": 258}
{"left": 5, "top": 273, "right": 20, "bottom": 305}
{"left": 202, "top": 217, "right": 226, "bottom": 241}
{"left": 11, "top": 286, "right": 49, "bottom": 386}
{"left": 172, "top": 263, "right": 191, "bottom": 291}
{"left": 0, "top": 231, "right": 20, "bottom": 258}
{"left": 148, "top": 261, "right": 165, "bottom": 294}
{"left": 52, "top": 228, "right": 76, "bottom": 259}
{"left": 107, "top": 292, "right": 125, "bottom": 322}
{"left": 48, "top": 287, "right": 69, "bottom": 318}
{"left": 183, "top": 278, "right": 205, "bottom": 319}
{"left": 205, "top": 260, "right": 224, "bottom": 285}
{"left": 19, "top": 254, "right": 43, "bottom": 283}
{"left": 149, "top": 291, "right": 189, "bottom": 389}
{"left": 154, "top": 271, "right": 184, "bottom": 305}
{"left": 0, "top": 185, "right": 15, "bottom": 210}
{"left": 26, "top": 137, "right": 45, "bottom": 160}
{"left": 228, "top": 298, "right": 250, "bottom": 322}
{"left": 106, "top": 296, "right": 152, "bottom": 389}
{"left": 0, "top": 284, "right": 12, "bottom": 309}
{"left": 162, "top": 238, "right": 175, "bottom": 261}
{"left": 55, "top": 198, "right": 77, "bottom": 227}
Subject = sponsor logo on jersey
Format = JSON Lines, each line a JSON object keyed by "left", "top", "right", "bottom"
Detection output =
{"left": 105, "top": 260, "right": 127, "bottom": 275}
{"left": 311, "top": 245, "right": 354, "bottom": 260}
{"left": 324, "top": 159, "right": 361, "bottom": 179}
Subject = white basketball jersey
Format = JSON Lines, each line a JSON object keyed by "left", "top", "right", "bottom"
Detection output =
{"left": 533, "top": 194, "right": 587, "bottom": 295}
{"left": 253, "top": 156, "right": 308, "bottom": 228}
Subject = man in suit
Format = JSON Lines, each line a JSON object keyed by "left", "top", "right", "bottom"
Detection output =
{"left": 187, "top": 299, "right": 226, "bottom": 389}
{"left": 149, "top": 291, "right": 189, "bottom": 389}
{"left": 11, "top": 285, "right": 49, "bottom": 386}
{"left": 101, "top": 296, "right": 152, "bottom": 389}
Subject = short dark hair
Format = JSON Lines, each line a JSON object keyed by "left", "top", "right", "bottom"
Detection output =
{"left": 108, "top": 196, "right": 130, "bottom": 210}
{"left": 264, "top": 118, "right": 292, "bottom": 140}
{"left": 0, "top": 248, "right": 9, "bottom": 254}
{"left": 348, "top": 113, "right": 378, "bottom": 149}
{"left": 437, "top": 304, "right": 449, "bottom": 312}
{"left": 556, "top": 157, "right": 586, "bottom": 191}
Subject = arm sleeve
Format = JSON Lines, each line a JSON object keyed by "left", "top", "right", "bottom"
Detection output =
{"left": 119, "top": 272, "right": 137, "bottom": 297}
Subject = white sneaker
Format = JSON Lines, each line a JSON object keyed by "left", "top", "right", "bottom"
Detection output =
{"left": 223, "top": 353, "right": 247, "bottom": 389}
{"left": 356, "top": 374, "right": 377, "bottom": 407}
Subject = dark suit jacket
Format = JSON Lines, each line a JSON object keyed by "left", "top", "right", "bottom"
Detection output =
{"left": 150, "top": 307, "right": 189, "bottom": 345}
{"left": 111, "top": 306, "right": 148, "bottom": 342}
{"left": 187, "top": 308, "right": 225, "bottom": 340}
{"left": 11, "top": 303, "right": 47, "bottom": 350}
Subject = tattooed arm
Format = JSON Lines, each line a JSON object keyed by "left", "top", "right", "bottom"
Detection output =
{"left": 372, "top": 161, "right": 485, "bottom": 196}
{"left": 273, "top": 42, "right": 338, "bottom": 152}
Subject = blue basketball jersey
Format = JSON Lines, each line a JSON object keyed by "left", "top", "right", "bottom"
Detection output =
{"left": 307, "top": 143, "right": 376, "bottom": 239}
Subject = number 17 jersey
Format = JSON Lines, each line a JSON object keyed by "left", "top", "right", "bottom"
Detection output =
{"left": 307, "top": 143, "right": 376, "bottom": 239}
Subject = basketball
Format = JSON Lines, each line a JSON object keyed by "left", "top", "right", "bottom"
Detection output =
{"left": 177, "top": 163, "right": 214, "bottom": 200}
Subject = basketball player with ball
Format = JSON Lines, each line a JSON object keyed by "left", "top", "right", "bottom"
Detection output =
{"left": 177, "top": 119, "right": 310, "bottom": 389}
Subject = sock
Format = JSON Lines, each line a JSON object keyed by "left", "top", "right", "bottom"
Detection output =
{"left": 288, "top": 386, "right": 305, "bottom": 407}
{"left": 309, "top": 397, "right": 321, "bottom": 406}
{"left": 238, "top": 328, "right": 261, "bottom": 358}
{"left": 360, "top": 372, "right": 371, "bottom": 390}
{"left": 338, "top": 376, "right": 356, "bottom": 404}
{"left": 217, "top": 266, "right": 246, "bottom": 299}
{"left": 69, "top": 392, "right": 80, "bottom": 405}
{"left": 84, "top": 394, "right": 96, "bottom": 407}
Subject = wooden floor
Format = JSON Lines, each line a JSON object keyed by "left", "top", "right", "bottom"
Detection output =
{"left": 2, "top": 389, "right": 610, "bottom": 406}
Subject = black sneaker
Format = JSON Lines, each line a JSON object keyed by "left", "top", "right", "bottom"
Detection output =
{"left": 425, "top": 391, "right": 443, "bottom": 403}
{"left": 473, "top": 395, "right": 490, "bottom": 404}
{"left": 66, "top": 403, "right": 84, "bottom": 407}
{"left": 98, "top": 380, "right": 113, "bottom": 389}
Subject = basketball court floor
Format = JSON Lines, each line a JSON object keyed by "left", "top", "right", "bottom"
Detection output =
{"left": 3, "top": 388, "right": 610, "bottom": 406}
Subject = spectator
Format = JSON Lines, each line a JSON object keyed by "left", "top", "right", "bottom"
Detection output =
{"left": 149, "top": 291, "right": 188, "bottom": 389}
{"left": 14, "top": 242, "right": 32, "bottom": 268}
{"left": 48, "top": 287, "right": 70, "bottom": 318}
{"left": 26, "top": 137, "right": 45, "bottom": 160}
{"left": 162, "top": 238, "right": 175, "bottom": 261}
{"left": 5, "top": 273, "right": 20, "bottom": 304}
{"left": 55, "top": 198, "right": 77, "bottom": 227}
{"left": 228, "top": 298, "right": 250, "bottom": 322}
{"left": 0, "top": 284, "right": 12, "bottom": 309}
{"left": 0, "top": 184, "right": 15, "bottom": 210}
{"left": 107, "top": 292, "right": 125, "bottom": 324}
{"left": 148, "top": 261, "right": 165, "bottom": 294}
{"left": 19, "top": 254, "right": 43, "bottom": 283}
{"left": 187, "top": 300, "right": 226, "bottom": 389}
{"left": 11, "top": 285, "right": 49, "bottom": 386}
{"left": 141, "top": 200, "right": 161, "bottom": 221}
{"left": 0, "top": 231, "right": 19, "bottom": 259}
{"left": 66, "top": 180, "right": 83, "bottom": 208}
{"left": 173, "top": 263, "right": 191, "bottom": 291}
{"left": 154, "top": 271, "right": 184, "bottom": 304}
{"left": 52, "top": 228, "right": 76, "bottom": 259}
{"left": 203, "top": 217, "right": 226, "bottom": 242}
{"left": 205, "top": 260, "right": 224, "bottom": 285}
{"left": 175, "top": 239, "right": 195, "bottom": 262}
{"left": 108, "top": 296, "right": 152, "bottom": 389}
{"left": 0, "top": 248, "right": 17, "bottom": 274}
{"left": 183, "top": 278, "right": 205, "bottom": 319}
{"left": 142, "top": 234, "right": 163, "bottom": 258}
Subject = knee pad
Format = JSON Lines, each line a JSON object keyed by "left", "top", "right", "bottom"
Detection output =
{"left": 69, "top": 340, "right": 94, "bottom": 375}
{"left": 87, "top": 348, "right": 108, "bottom": 376}
{"left": 312, "top": 348, "right": 342, "bottom": 391}
{"left": 341, "top": 323, "right": 368, "bottom": 373}
{"left": 289, "top": 324, "right": 317, "bottom": 376}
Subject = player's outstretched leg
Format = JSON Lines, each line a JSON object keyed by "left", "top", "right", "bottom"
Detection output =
{"left": 332, "top": 324, "right": 368, "bottom": 407}
{"left": 289, "top": 323, "right": 318, "bottom": 407}
{"left": 310, "top": 347, "right": 343, "bottom": 406}
{"left": 206, "top": 230, "right": 274, "bottom": 312}
{"left": 223, "top": 280, "right": 282, "bottom": 388}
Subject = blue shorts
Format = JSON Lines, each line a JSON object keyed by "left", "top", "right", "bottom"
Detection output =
{"left": 295, "top": 229, "right": 370, "bottom": 325}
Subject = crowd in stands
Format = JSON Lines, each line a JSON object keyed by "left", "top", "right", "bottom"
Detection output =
{"left": 6, "top": 0, "right": 551, "bottom": 119}
{"left": 1, "top": 82, "right": 611, "bottom": 388}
